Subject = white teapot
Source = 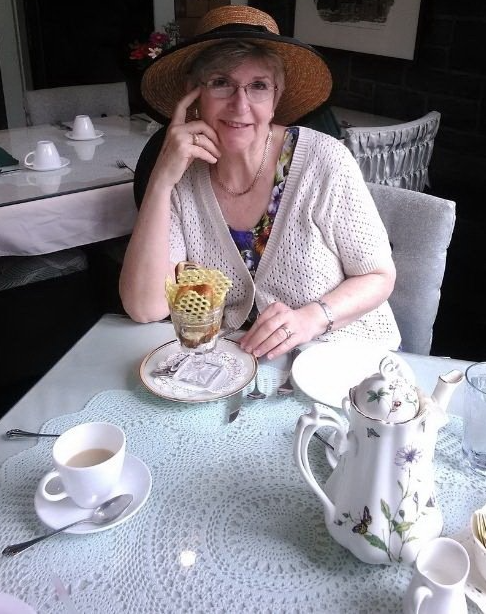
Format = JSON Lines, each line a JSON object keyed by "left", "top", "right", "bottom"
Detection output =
{"left": 294, "top": 355, "right": 464, "bottom": 565}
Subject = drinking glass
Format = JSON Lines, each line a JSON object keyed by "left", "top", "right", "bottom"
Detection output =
{"left": 463, "top": 361, "right": 486, "bottom": 475}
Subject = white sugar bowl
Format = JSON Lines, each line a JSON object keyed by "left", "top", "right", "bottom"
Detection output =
{"left": 351, "top": 354, "right": 419, "bottom": 422}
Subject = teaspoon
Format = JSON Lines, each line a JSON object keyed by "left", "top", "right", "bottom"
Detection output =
{"left": 5, "top": 429, "right": 60, "bottom": 439}
{"left": 2, "top": 493, "right": 133, "bottom": 556}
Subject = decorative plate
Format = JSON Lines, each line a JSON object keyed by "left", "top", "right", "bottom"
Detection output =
{"left": 292, "top": 341, "right": 414, "bottom": 410}
{"left": 140, "top": 338, "right": 257, "bottom": 403}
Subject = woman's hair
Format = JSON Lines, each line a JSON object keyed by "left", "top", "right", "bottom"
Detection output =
{"left": 187, "top": 40, "right": 285, "bottom": 102}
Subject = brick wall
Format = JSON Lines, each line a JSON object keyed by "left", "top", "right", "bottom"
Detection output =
{"left": 252, "top": 0, "right": 486, "bottom": 220}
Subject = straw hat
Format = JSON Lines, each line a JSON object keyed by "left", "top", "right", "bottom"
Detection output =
{"left": 141, "top": 6, "right": 332, "bottom": 125}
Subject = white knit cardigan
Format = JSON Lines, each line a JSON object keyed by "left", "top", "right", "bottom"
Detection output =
{"left": 169, "top": 127, "right": 401, "bottom": 348}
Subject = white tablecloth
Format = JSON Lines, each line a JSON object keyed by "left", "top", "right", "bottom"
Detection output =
{"left": 0, "top": 183, "right": 138, "bottom": 256}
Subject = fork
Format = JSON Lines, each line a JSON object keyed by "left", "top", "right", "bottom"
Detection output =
{"left": 247, "top": 362, "right": 266, "bottom": 400}
{"left": 115, "top": 159, "right": 135, "bottom": 173}
{"left": 277, "top": 347, "right": 301, "bottom": 396}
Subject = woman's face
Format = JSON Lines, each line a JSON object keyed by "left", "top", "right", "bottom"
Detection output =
{"left": 198, "top": 59, "right": 277, "bottom": 154}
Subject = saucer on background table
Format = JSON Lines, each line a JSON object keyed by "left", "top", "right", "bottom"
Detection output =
{"left": 25, "top": 157, "right": 70, "bottom": 172}
{"left": 0, "top": 593, "right": 36, "bottom": 614}
{"left": 34, "top": 454, "right": 152, "bottom": 534}
{"left": 65, "top": 130, "right": 104, "bottom": 141}
{"left": 291, "top": 341, "right": 415, "bottom": 410}
{"left": 140, "top": 338, "right": 257, "bottom": 403}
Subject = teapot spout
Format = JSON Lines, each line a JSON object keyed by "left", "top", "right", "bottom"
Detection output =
{"left": 431, "top": 370, "right": 465, "bottom": 412}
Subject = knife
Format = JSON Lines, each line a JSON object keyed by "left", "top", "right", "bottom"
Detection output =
{"left": 228, "top": 390, "right": 243, "bottom": 423}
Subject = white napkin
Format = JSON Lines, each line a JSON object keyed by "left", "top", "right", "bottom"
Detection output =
{"left": 173, "top": 356, "right": 229, "bottom": 393}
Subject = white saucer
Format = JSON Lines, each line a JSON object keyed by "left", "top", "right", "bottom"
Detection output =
{"left": 65, "top": 130, "right": 104, "bottom": 141}
{"left": 26, "top": 157, "right": 70, "bottom": 172}
{"left": 140, "top": 338, "right": 257, "bottom": 403}
{"left": 0, "top": 593, "right": 36, "bottom": 614}
{"left": 34, "top": 454, "right": 152, "bottom": 534}
{"left": 292, "top": 341, "right": 414, "bottom": 409}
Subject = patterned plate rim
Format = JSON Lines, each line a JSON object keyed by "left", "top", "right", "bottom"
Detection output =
{"left": 139, "top": 338, "right": 257, "bottom": 403}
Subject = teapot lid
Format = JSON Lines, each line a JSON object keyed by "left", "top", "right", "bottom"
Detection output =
{"left": 352, "top": 355, "right": 420, "bottom": 422}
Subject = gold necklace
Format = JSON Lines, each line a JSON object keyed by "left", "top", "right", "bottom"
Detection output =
{"left": 213, "top": 127, "right": 273, "bottom": 197}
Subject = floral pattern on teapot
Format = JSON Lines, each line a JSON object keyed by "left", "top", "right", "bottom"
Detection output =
{"left": 334, "top": 441, "right": 436, "bottom": 563}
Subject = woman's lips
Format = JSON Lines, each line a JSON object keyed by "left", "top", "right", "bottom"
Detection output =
{"left": 222, "top": 120, "right": 251, "bottom": 129}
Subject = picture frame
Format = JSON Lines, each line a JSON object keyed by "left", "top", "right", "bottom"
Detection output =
{"left": 294, "top": 0, "right": 422, "bottom": 60}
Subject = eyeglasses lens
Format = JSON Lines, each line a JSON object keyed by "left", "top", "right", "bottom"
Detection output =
{"left": 204, "top": 79, "right": 275, "bottom": 102}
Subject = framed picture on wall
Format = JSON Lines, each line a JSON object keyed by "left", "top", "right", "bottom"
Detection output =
{"left": 294, "top": 0, "right": 421, "bottom": 60}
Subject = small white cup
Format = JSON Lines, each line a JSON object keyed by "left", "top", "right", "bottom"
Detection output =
{"left": 403, "top": 537, "right": 469, "bottom": 614}
{"left": 24, "top": 140, "right": 61, "bottom": 170}
{"left": 72, "top": 114, "right": 96, "bottom": 139}
{"left": 38, "top": 422, "right": 126, "bottom": 508}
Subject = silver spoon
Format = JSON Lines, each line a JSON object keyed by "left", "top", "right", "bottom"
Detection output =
{"left": 2, "top": 493, "right": 133, "bottom": 556}
{"left": 5, "top": 429, "right": 60, "bottom": 439}
{"left": 247, "top": 361, "right": 266, "bottom": 400}
{"left": 277, "top": 347, "right": 302, "bottom": 396}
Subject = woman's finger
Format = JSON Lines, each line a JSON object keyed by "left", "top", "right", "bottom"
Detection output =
{"left": 171, "top": 87, "right": 201, "bottom": 126}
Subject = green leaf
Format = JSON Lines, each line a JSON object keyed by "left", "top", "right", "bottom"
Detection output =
{"left": 381, "top": 499, "right": 391, "bottom": 520}
{"left": 394, "top": 522, "right": 413, "bottom": 536}
{"left": 364, "top": 533, "right": 388, "bottom": 552}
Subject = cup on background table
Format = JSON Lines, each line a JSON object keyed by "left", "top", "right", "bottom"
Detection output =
{"left": 38, "top": 422, "right": 126, "bottom": 508}
{"left": 463, "top": 361, "right": 486, "bottom": 475}
{"left": 403, "top": 537, "right": 469, "bottom": 614}
{"left": 72, "top": 114, "right": 96, "bottom": 139}
{"left": 24, "top": 140, "right": 61, "bottom": 170}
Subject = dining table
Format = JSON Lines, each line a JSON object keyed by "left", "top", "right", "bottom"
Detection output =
{"left": 0, "top": 115, "right": 155, "bottom": 257}
{"left": 0, "top": 315, "right": 484, "bottom": 613}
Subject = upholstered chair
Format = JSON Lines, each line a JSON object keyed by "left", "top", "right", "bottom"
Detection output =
{"left": 367, "top": 182, "right": 455, "bottom": 354}
{"left": 344, "top": 112, "right": 441, "bottom": 192}
{"left": 24, "top": 82, "right": 130, "bottom": 126}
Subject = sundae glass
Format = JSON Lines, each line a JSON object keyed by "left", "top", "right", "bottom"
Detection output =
{"left": 166, "top": 262, "right": 232, "bottom": 376}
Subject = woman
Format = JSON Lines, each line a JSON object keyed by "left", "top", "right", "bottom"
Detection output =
{"left": 120, "top": 6, "right": 401, "bottom": 359}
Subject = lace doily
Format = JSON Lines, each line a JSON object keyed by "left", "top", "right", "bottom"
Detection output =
{"left": 0, "top": 365, "right": 483, "bottom": 614}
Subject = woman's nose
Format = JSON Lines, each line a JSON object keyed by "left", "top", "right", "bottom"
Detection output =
{"left": 229, "top": 86, "right": 250, "bottom": 113}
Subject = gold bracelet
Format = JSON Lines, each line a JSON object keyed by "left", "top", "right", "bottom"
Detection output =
{"left": 314, "top": 300, "right": 334, "bottom": 334}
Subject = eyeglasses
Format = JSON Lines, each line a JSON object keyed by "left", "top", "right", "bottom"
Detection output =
{"left": 200, "top": 77, "right": 278, "bottom": 103}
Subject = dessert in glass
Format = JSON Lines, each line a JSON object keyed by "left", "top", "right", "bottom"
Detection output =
{"left": 166, "top": 262, "right": 232, "bottom": 368}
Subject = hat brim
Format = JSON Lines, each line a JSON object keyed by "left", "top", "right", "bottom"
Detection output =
{"left": 141, "top": 30, "right": 332, "bottom": 126}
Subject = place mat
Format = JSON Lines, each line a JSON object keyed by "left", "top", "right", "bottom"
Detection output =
{"left": 0, "top": 146, "right": 19, "bottom": 168}
{"left": 0, "top": 365, "right": 484, "bottom": 613}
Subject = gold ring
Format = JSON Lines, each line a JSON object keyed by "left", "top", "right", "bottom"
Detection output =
{"left": 193, "top": 133, "right": 200, "bottom": 146}
{"left": 279, "top": 325, "right": 293, "bottom": 340}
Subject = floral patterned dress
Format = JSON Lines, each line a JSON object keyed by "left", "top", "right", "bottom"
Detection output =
{"left": 229, "top": 127, "right": 299, "bottom": 323}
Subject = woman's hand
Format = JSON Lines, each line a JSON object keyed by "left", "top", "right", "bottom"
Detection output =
{"left": 151, "top": 87, "right": 221, "bottom": 187}
{"left": 239, "top": 301, "right": 326, "bottom": 360}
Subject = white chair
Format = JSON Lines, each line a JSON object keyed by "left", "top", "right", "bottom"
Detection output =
{"left": 24, "top": 81, "right": 129, "bottom": 125}
{"left": 344, "top": 111, "right": 441, "bottom": 192}
{"left": 367, "top": 182, "right": 455, "bottom": 355}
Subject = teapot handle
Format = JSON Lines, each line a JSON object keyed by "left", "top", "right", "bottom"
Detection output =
{"left": 294, "top": 404, "right": 348, "bottom": 518}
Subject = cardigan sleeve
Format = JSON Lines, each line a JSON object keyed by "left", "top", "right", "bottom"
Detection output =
{"left": 312, "top": 139, "right": 394, "bottom": 277}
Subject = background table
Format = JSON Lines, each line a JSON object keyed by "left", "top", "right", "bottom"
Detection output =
{"left": 0, "top": 116, "right": 154, "bottom": 256}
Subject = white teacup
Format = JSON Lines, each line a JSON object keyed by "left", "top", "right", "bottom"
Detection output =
{"left": 24, "top": 140, "right": 61, "bottom": 170}
{"left": 403, "top": 537, "right": 469, "bottom": 614}
{"left": 38, "top": 422, "right": 126, "bottom": 508}
{"left": 72, "top": 114, "right": 96, "bottom": 139}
